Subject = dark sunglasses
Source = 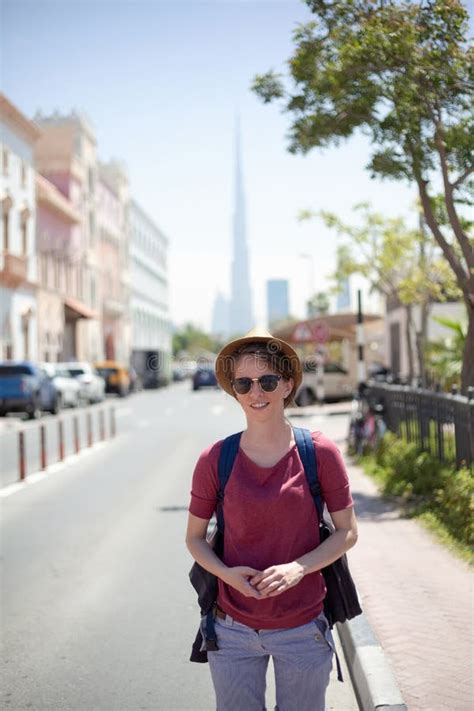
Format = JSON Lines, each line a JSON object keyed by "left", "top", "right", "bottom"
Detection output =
{"left": 231, "top": 374, "right": 282, "bottom": 395}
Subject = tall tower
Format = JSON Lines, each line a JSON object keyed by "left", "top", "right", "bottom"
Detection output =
{"left": 229, "top": 118, "right": 253, "bottom": 335}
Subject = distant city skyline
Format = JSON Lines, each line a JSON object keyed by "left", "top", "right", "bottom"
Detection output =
{"left": 229, "top": 118, "right": 253, "bottom": 335}
{"left": 267, "top": 279, "right": 289, "bottom": 327}
{"left": 2, "top": 1, "right": 416, "bottom": 330}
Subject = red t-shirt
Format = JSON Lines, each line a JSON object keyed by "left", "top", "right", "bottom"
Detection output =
{"left": 189, "top": 431, "right": 353, "bottom": 630}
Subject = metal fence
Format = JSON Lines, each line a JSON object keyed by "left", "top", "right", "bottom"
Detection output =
{"left": 365, "top": 383, "right": 474, "bottom": 470}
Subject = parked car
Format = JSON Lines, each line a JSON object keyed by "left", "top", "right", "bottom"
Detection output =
{"left": 0, "top": 361, "right": 50, "bottom": 419}
{"left": 59, "top": 362, "right": 106, "bottom": 404}
{"left": 192, "top": 365, "right": 218, "bottom": 391}
{"left": 295, "top": 359, "right": 355, "bottom": 405}
{"left": 94, "top": 361, "right": 130, "bottom": 397}
{"left": 40, "top": 363, "right": 81, "bottom": 409}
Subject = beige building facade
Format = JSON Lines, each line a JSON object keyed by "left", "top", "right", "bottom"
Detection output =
{"left": 34, "top": 111, "right": 104, "bottom": 362}
{"left": 97, "top": 162, "right": 130, "bottom": 363}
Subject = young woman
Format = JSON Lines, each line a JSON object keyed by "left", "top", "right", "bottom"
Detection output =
{"left": 186, "top": 327, "right": 358, "bottom": 711}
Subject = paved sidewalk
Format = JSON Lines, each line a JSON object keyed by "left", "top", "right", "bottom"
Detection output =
{"left": 346, "top": 459, "right": 473, "bottom": 711}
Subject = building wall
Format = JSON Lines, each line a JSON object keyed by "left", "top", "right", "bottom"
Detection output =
{"left": 35, "top": 113, "right": 104, "bottom": 362}
{"left": 129, "top": 200, "right": 171, "bottom": 383}
{"left": 0, "top": 101, "right": 38, "bottom": 360}
{"left": 385, "top": 301, "right": 466, "bottom": 378}
{"left": 0, "top": 287, "right": 38, "bottom": 360}
{"left": 36, "top": 289, "right": 64, "bottom": 361}
{"left": 97, "top": 163, "right": 130, "bottom": 363}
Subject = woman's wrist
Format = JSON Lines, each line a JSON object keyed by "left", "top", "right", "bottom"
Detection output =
{"left": 292, "top": 560, "right": 309, "bottom": 577}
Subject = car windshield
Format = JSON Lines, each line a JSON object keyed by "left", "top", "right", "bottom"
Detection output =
{"left": 66, "top": 368, "right": 87, "bottom": 377}
{"left": 96, "top": 368, "right": 116, "bottom": 377}
{"left": 0, "top": 365, "right": 34, "bottom": 376}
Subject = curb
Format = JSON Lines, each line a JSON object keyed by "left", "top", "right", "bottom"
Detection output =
{"left": 337, "top": 613, "right": 407, "bottom": 711}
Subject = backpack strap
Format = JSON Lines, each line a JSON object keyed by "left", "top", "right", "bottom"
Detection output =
{"left": 293, "top": 426, "right": 324, "bottom": 521}
{"left": 202, "top": 432, "right": 243, "bottom": 655}
{"left": 216, "top": 431, "right": 242, "bottom": 531}
{"left": 293, "top": 426, "right": 344, "bottom": 681}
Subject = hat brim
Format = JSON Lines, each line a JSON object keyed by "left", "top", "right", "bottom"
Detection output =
{"left": 215, "top": 333, "right": 302, "bottom": 399}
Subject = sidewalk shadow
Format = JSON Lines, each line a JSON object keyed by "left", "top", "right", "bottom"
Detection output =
{"left": 351, "top": 490, "right": 403, "bottom": 523}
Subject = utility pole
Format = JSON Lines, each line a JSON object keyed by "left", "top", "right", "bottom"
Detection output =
{"left": 357, "top": 289, "right": 366, "bottom": 395}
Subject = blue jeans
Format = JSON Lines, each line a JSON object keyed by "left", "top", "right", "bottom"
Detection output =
{"left": 207, "top": 610, "right": 335, "bottom": 711}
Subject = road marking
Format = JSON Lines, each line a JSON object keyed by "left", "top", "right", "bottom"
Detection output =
{"left": 0, "top": 482, "right": 25, "bottom": 497}
{"left": 0, "top": 441, "right": 108, "bottom": 499}
{"left": 137, "top": 419, "right": 152, "bottom": 428}
{"left": 211, "top": 405, "right": 224, "bottom": 416}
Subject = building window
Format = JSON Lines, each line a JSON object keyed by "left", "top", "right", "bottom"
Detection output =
{"left": 89, "top": 211, "right": 95, "bottom": 246}
{"left": 54, "top": 258, "right": 59, "bottom": 290}
{"left": 88, "top": 166, "right": 95, "bottom": 194}
{"left": 21, "top": 161, "right": 27, "bottom": 188}
{"left": 2, "top": 147, "right": 9, "bottom": 176}
{"left": 90, "top": 275, "right": 97, "bottom": 308}
{"left": 2, "top": 210, "right": 9, "bottom": 251}
{"left": 20, "top": 215, "right": 28, "bottom": 254}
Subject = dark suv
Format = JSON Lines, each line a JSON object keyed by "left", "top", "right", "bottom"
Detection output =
{"left": 0, "top": 362, "right": 57, "bottom": 419}
{"left": 192, "top": 366, "right": 218, "bottom": 391}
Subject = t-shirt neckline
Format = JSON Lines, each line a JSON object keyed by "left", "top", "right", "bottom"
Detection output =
{"left": 238, "top": 443, "right": 297, "bottom": 471}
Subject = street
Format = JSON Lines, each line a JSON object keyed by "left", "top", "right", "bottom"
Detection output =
{"left": 1, "top": 383, "right": 357, "bottom": 711}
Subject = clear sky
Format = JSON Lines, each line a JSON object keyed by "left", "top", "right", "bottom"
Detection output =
{"left": 2, "top": 0, "right": 417, "bottom": 331}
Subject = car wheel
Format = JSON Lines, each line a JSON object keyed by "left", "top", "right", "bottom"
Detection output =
{"left": 27, "top": 401, "right": 41, "bottom": 420}
{"left": 51, "top": 395, "right": 63, "bottom": 415}
{"left": 296, "top": 387, "right": 316, "bottom": 407}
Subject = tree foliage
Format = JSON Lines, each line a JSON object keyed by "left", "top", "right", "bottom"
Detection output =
{"left": 252, "top": 0, "right": 474, "bottom": 391}
{"left": 307, "top": 291, "right": 330, "bottom": 316}
{"left": 172, "top": 323, "right": 221, "bottom": 357}
{"left": 425, "top": 315, "right": 466, "bottom": 387}
{"left": 306, "top": 202, "right": 461, "bottom": 379}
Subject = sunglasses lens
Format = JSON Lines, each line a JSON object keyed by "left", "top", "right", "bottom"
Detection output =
{"left": 233, "top": 377, "right": 252, "bottom": 394}
{"left": 259, "top": 375, "right": 280, "bottom": 392}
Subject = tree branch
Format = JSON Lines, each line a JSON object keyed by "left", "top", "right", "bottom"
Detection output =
{"left": 416, "top": 175, "right": 469, "bottom": 293}
{"left": 433, "top": 121, "right": 474, "bottom": 272}
{"left": 452, "top": 165, "right": 474, "bottom": 191}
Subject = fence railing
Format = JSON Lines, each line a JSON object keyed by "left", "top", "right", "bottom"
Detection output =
{"left": 365, "top": 383, "right": 474, "bottom": 470}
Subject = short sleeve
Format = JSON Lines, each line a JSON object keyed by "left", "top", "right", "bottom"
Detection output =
{"left": 313, "top": 432, "right": 353, "bottom": 512}
{"left": 188, "top": 440, "right": 222, "bottom": 520}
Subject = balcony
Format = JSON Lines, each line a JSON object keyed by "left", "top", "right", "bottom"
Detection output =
{"left": 0, "top": 252, "right": 28, "bottom": 288}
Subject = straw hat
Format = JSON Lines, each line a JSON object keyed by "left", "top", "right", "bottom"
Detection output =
{"left": 215, "top": 326, "right": 302, "bottom": 399}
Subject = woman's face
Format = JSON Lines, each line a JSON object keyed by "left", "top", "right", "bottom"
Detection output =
{"left": 232, "top": 354, "right": 293, "bottom": 420}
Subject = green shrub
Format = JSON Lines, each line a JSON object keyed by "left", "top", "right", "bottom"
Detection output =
{"left": 434, "top": 468, "right": 474, "bottom": 547}
{"left": 357, "top": 434, "right": 473, "bottom": 550}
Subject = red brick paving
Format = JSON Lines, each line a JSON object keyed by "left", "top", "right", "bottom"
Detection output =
{"left": 345, "top": 459, "right": 474, "bottom": 711}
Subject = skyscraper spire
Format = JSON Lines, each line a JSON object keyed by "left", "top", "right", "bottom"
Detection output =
{"left": 229, "top": 116, "right": 253, "bottom": 335}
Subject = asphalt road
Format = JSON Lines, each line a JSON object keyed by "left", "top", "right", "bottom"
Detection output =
{"left": 2, "top": 382, "right": 357, "bottom": 711}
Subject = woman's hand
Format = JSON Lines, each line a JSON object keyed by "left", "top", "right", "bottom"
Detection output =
{"left": 222, "top": 566, "right": 263, "bottom": 598}
{"left": 250, "top": 562, "right": 305, "bottom": 597}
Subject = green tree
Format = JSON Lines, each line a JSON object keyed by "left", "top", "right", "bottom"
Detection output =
{"left": 307, "top": 291, "right": 330, "bottom": 317}
{"left": 172, "top": 323, "right": 221, "bottom": 357}
{"left": 307, "top": 203, "right": 461, "bottom": 383}
{"left": 252, "top": 0, "right": 474, "bottom": 392}
{"left": 425, "top": 315, "right": 466, "bottom": 389}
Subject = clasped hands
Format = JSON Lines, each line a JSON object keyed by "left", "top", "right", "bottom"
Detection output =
{"left": 223, "top": 562, "right": 305, "bottom": 599}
